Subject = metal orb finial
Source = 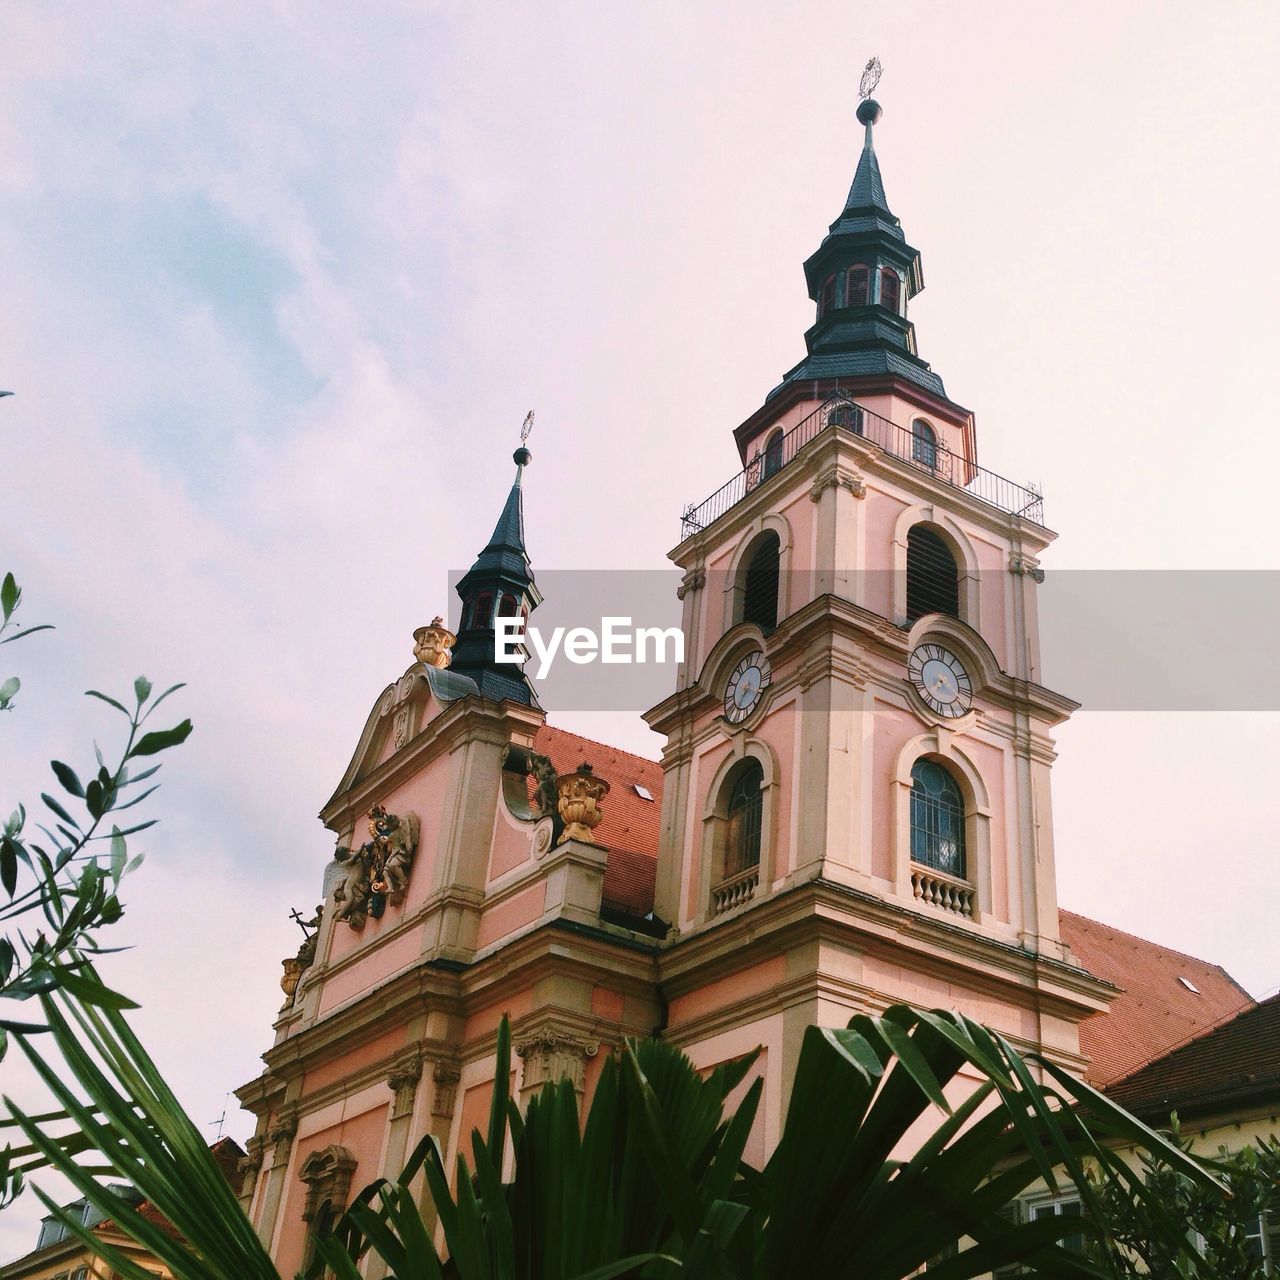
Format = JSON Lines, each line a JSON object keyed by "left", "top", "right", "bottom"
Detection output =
{"left": 858, "top": 56, "right": 882, "bottom": 101}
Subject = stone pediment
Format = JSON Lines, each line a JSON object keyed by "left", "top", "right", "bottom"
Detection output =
{"left": 325, "top": 664, "right": 479, "bottom": 806}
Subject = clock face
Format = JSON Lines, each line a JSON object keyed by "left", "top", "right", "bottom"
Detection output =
{"left": 908, "top": 643, "right": 972, "bottom": 718}
{"left": 724, "top": 650, "right": 771, "bottom": 724}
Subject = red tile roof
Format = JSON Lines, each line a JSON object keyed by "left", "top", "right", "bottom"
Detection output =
{"left": 1104, "top": 992, "right": 1280, "bottom": 1119}
{"left": 1059, "top": 910, "right": 1253, "bottom": 1086}
{"left": 534, "top": 725, "right": 662, "bottom": 915}
{"left": 528, "top": 729, "right": 1254, "bottom": 1087}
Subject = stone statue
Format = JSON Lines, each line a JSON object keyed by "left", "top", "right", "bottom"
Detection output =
{"left": 330, "top": 806, "right": 421, "bottom": 930}
{"left": 331, "top": 844, "right": 373, "bottom": 929}
{"left": 527, "top": 752, "right": 559, "bottom": 822}
{"left": 367, "top": 805, "right": 420, "bottom": 907}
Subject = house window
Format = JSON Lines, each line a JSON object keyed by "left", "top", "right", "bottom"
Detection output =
{"left": 910, "top": 759, "right": 965, "bottom": 877}
{"left": 911, "top": 418, "right": 937, "bottom": 468}
{"left": 846, "top": 264, "right": 870, "bottom": 306}
{"left": 741, "top": 532, "right": 780, "bottom": 633}
{"left": 762, "top": 429, "right": 784, "bottom": 479}
{"left": 905, "top": 525, "right": 959, "bottom": 622}
{"left": 725, "top": 760, "right": 763, "bottom": 877}
{"left": 992, "top": 1195, "right": 1085, "bottom": 1277}
{"left": 879, "top": 267, "right": 901, "bottom": 313}
{"left": 818, "top": 273, "right": 836, "bottom": 318}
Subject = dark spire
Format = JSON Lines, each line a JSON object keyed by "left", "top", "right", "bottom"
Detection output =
{"left": 844, "top": 99, "right": 892, "bottom": 215}
{"left": 769, "top": 97, "right": 947, "bottom": 401}
{"left": 449, "top": 442, "right": 542, "bottom": 707}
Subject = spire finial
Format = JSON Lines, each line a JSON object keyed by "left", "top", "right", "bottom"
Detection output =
{"left": 514, "top": 410, "right": 534, "bottom": 468}
{"left": 856, "top": 57, "right": 883, "bottom": 141}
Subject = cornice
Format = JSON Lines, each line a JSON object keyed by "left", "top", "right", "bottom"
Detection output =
{"left": 658, "top": 878, "right": 1115, "bottom": 1023}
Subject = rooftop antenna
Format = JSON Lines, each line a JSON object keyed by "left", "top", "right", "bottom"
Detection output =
{"left": 858, "top": 56, "right": 882, "bottom": 101}
{"left": 208, "top": 1095, "right": 229, "bottom": 1141}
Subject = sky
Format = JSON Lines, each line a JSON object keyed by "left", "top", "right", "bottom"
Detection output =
{"left": 2, "top": 0, "right": 1279, "bottom": 1258}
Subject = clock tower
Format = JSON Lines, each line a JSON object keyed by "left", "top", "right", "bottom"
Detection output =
{"left": 645, "top": 93, "right": 1108, "bottom": 1119}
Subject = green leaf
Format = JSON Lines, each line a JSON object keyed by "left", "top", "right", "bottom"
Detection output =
{"left": 85, "top": 690, "right": 130, "bottom": 715}
{"left": 133, "top": 676, "right": 152, "bottom": 706}
{"left": 48, "top": 969, "right": 139, "bottom": 1010}
{"left": 51, "top": 761, "right": 85, "bottom": 799}
{"left": 40, "top": 793, "right": 79, "bottom": 829}
{"left": 1, "top": 574, "right": 17, "bottom": 621}
{"left": 0, "top": 676, "right": 18, "bottom": 707}
{"left": 128, "top": 720, "right": 192, "bottom": 758}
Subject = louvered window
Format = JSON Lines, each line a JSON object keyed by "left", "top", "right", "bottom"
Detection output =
{"left": 725, "top": 761, "right": 763, "bottom": 876}
{"left": 880, "top": 267, "right": 901, "bottom": 313}
{"left": 742, "top": 534, "right": 780, "bottom": 633}
{"left": 846, "top": 264, "right": 869, "bottom": 306}
{"left": 818, "top": 273, "right": 836, "bottom": 317}
{"left": 910, "top": 760, "right": 965, "bottom": 877}
{"left": 906, "top": 525, "right": 959, "bottom": 622}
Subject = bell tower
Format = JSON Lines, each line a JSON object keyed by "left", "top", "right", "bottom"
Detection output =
{"left": 647, "top": 86, "right": 1108, "bottom": 1097}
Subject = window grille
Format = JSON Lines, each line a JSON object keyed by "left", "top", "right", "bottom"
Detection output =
{"left": 910, "top": 760, "right": 965, "bottom": 878}
{"left": 911, "top": 418, "right": 937, "bottom": 468}
{"left": 725, "top": 761, "right": 763, "bottom": 876}
{"left": 827, "top": 402, "right": 864, "bottom": 435}
{"left": 906, "top": 525, "right": 959, "bottom": 622}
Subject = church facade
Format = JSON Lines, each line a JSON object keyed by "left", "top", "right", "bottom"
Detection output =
{"left": 234, "top": 97, "right": 1251, "bottom": 1273}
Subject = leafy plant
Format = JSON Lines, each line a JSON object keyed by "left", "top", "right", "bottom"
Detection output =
{"left": 6, "top": 983, "right": 1227, "bottom": 1280}
{"left": 0, "top": 571, "right": 192, "bottom": 1209}
{"left": 1085, "top": 1122, "right": 1280, "bottom": 1279}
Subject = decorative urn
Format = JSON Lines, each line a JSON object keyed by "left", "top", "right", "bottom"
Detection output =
{"left": 555, "top": 763, "right": 610, "bottom": 845}
{"left": 413, "top": 617, "right": 456, "bottom": 669}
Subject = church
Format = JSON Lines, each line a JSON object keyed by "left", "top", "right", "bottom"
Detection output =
{"left": 233, "top": 87, "right": 1255, "bottom": 1274}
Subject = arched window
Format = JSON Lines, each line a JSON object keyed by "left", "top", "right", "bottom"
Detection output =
{"left": 879, "top": 268, "right": 901, "bottom": 313}
{"left": 818, "top": 273, "right": 836, "bottom": 318}
{"left": 846, "top": 264, "right": 870, "bottom": 307}
{"left": 910, "top": 759, "right": 965, "bottom": 877}
{"left": 741, "top": 532, "right": 780, "bottom": 633}
{"left": 906, "top": 525, "right": 959, "bottom": 622}
{"left": 827, "top": 401, "right": 864, "bottom": 435}
{"left": 911, "top": 419, "right": 937, "bottom": 469}
{"left": 762, "top": 429, "right": 784, "bottom": 479}
{"left": 725, "top": 759, "right": 764, "bottom": 877}
{"left": 471, "top": 592, "right": 493, "bottom": 629}
{"left": 497, "top": 594, "right": 520, "bottom": 617}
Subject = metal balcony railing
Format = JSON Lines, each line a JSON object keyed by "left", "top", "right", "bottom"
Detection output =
{"left": 679, "top": 393, "right": 1045, "bottom": 540}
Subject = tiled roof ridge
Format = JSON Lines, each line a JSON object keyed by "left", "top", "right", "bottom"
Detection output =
{"left": 538, "top": 723, "right": 662, "bottom": 770}
{"left": 1059, "top": 908, "right": 1253, "bottom": 994}
{"left": 1104, "top": 987, "right": 1266, "bottom": 1091}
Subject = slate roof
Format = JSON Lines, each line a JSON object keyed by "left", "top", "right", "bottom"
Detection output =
{"left": 845, "top": 141, "right": 890, "bottom": 214}
{"left": 1059, "top": 911, "right": 1253, "bottom": 1086}
{"left": 1103, "top": 992, "right": 1280, "bottom": 1120}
